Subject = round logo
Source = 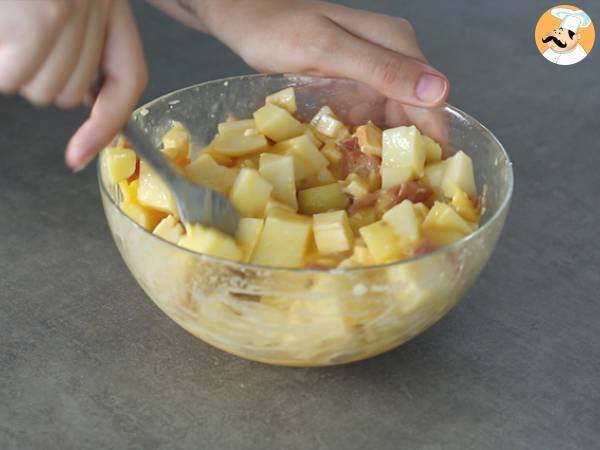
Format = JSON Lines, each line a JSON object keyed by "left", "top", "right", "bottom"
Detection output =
{"left": 535, "top": 5, "right": 595, "bottom": 65}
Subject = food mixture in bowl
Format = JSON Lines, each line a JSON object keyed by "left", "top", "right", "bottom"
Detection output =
{"left": 103, "top": 87, "right": 483, "bottom": 270}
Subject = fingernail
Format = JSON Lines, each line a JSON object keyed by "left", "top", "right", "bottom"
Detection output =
{"left": 67, "top": 147, "right": 95, "bottom": 173}
{"left": 416, "top": 73, "right": 447, "bottom": 104}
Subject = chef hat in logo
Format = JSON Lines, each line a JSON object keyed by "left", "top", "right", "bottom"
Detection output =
{"left": 551, "top": 8, "right": 592, "bottom": 33}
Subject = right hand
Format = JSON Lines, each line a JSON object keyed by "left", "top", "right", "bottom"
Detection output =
{"left": 0, "top": 0, "right": 148, "bottom": 170}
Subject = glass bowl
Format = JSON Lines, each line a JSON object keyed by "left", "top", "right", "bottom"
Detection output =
{"left": 98, "top": 74, "right": 513, "bottom": 366}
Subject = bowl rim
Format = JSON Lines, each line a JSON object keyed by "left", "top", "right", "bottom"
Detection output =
{"left": 98, "top": 73, "right": 514, "bottom": 274}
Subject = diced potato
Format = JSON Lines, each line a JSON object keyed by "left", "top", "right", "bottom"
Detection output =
{"left": 118, "top": 179, "right": 139, "bottom": 204}
{"left": 179, "top": 225, "right": 243, "bottom": 261}
{"left": 238, "top": 158, "right": 258, "bottom": 170}
{"left": 359, "top": 220, "right": 407, "bottom": 263}
{"left": 104, "top": 147, "right": 137, "bottom": 185}
{"left": 422, "top": 201, "right": 474, "bottom": 235}
{"left": 356, "top": 121, "right": 383, "bottom": 156}
{"left": 217, "top": 118, "right": 255, "bottom": 136}
{"left": 254, "top": 103, "right": 305, "bottom": 142}
{"left": 342, "top": 174, "right": 370, "bottom": 199}
{"left": 121, "top": 201, "right": 166, "bottom": 230}
{"left": 381, "top": 125, "right": 426, "bottom": 186}
{"left": 161, "top": 146, "right": 189, "bottom": 167}
{"left": 303, "top": 127, "right": 323, "bottom": 148}
{"left": 310, "top": 106, "right": 349, "bottom": 139}
{"left": 251, "top": 212, "right": 312, "bottom": 267}
{"left": 382, "top": 200, "right": 421, "bottom": 242}
{"left": 236, "top": 217, "right": 264, "bottom": 262}
{"left": 205, "top": 147, "right": 235, "bottom": 167}
{"left": 348, "top": 207, "right": 378, "bottom": 234}
{"left": 451, "top": 188, "right": 479, "bottom": 222}
{"left": 422, "top": 161, "right": 447, "bottom": 191}
{"left": 321, "top": 143, "right": 343, "bottom": 166}
{"left": 351, "top": 245, "right": 375, "bottom": 266}
{"left": 441, "top": 150, "right": 476, "bottom": 198}
{"left": 413, "top": 203, "right": 430, "bottom": 222}
{"left": 276, "top": 134, "right": 329, "bottom": 181}
{"left": 301, "top": 168, "right": 337, "bottom": 189}
{"left": 162, "top": 122, "right": 189, "bottom": 154}
{"left": 210, "top": 132, "right": 268, "bottom": 157}
{"left": 153, "top": 215, "right": 185, "bottom": 243}
{"left": 422, "top": 135, "right": 442, "bottom": 163}
{"left": 313, "top": 210, "right": 354, "bottom": 255}
{"left": 229, "top": 168, "right": 273, "bottom": 217}
{"left": 184, "top": 153, "right": 239, "bottom": 195}
{"left": 298, "top": 183, "right": 349, "bottom": 215}
{"left": 264, "top": 199, "right": 295, "bottom": 216}
{"left": 422, "top": 228, "right": 466, "bottom": 247}
{"left": 243, "top": 128, "right": 260, "bottom": 137}
{"left": 258, "top": 154, "right": 297, "bottom": 209}
{"left": 137, "top": 161, "right": 178, "bottom": 216}
{"left": 265, "top": 87, "right": 297, "bottom": 114}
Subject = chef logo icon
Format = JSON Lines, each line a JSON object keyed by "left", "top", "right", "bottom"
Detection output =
{"left": 535, "top": 5, "right": 595, "bottom": 65}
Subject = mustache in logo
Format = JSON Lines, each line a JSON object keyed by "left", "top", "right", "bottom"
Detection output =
{"left": 542, "top": 35, "right": 567, "bottom": 48}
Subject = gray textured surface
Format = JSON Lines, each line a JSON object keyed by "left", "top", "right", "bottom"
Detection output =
{"left": 1, "top": 1, "right": 599, "bottom": 449}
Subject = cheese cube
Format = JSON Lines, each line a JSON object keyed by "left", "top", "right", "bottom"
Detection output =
{"left": 422, "top": 135, "right": 442, "bottom": 163}
{"left": 298, "top": 183, "right": 349, "bottom": 215}
{"left": 153, "top": 215, "right": 185, "bottom": 243}
{"left": 422, "top": 202, "right": 474, "bottom": 235}
{"left": 121, "top": 201, "right": 166, "bottom": 230}
{"left": 210, "top": 132, "right": 268, "bottom": 157}
{"left": 382, "top": 200, "right": 421, "bottom": 242}
{"left": 258, "top": 154, "right": 297, "bottom": 209}
{"left": 452, "top": 188, "right": 479, "bottom": 222}
{"left": 236, "top": 217, "right": 264, "bottom": 262}
{"left": 359, "top": 220, "right": 407, "bottom": 263}
{"left": 310, "top": 106, "right": 349, "bottom": 138}
{"left": 178, "top": 225, "right": 243, "bottom": 261}
{"left": 265, "top": 87, "right": 297, "bottom": 114}
{"left": 229, "top": 168, "right": 273, "bottom": 217}
{"left": 381, "top": 125, "right": 426, "bottom": 185}
{"left": 441, "top": 150, "right": 477, "bottom": 198}
{"left": 356, "top": 121, "right": 383, "bottom": 156}
{"left": 313, "top": 210, "right": 354, "bottom": 254}
{"left": 104, "top": 147, "right": 137, "bottom": 185}
{"left": 217, "top": 118, "right": 255, "bottom": 136}
{"left": 253, "top": 103, "right": 304, "bottom": 142}
{"left": 184, "top": 153, "right": 239, "bottom": 195}
{"left": 276, "top": 134, "right": 329, "bottom": 180}
{"left": 137, "top": 161, "right": 178, "bottom": 215}
{"left": 251, "top": 212, "right": 312, "bottom": 267}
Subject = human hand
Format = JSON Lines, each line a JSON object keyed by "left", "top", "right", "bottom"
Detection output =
{"left": 0, "top": 0, "right": 148, "bottom": 170}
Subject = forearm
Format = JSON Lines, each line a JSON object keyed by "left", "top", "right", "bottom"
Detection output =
{"left": 145, "top": 0, "right": 225, "bottom": 34}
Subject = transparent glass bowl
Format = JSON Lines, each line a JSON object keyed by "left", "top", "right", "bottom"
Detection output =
{"left": 98, "top": 74, "right": 513, "bottom": 366}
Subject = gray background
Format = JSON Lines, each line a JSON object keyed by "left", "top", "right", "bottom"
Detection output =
{"left": 1, "top": 1, "right": 599, "bottom": 449}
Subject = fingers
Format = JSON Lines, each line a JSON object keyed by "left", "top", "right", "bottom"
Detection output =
{"left": 20, "top": 1, "right": 89, "bottom": 106}
{"left": 306, "top": 21, "right": 449, "bottom": 108}
{"left": 65, "top": 0, "right": 148, "bottom": 170}
{"left": 319, "top": 3, "right": 427, "bottom": 62}
{"left": 0, "top": 1, "right": 68, "bottom": 94}
{"left": 55, "top": 3, "right": 109, "bottom": 108}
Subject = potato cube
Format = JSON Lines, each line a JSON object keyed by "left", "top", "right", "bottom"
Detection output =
{"left": 422, "top": 201, "right": 474, "bottom": 235}
{"left": 298, "top": 183, "right": 349, "bottom": 215}
{"left": 342, "top": 174, "right": 370, "bottom": 199}
{"left": 229, "top": 168, "right": 273, "bottom": 217}
{"left": 300, "top": 168, "right": 337, "bottom": 189}
{"left": 265, "top": 87, "right": 297, "bottom": 114}
{"left": 179, "top": 225, "right": 243, "bottom": 261}
{"left": 205, "top": 147, "right": 235, "bottom": 167}
{"left": 356, "top": 121, "right": 383, "bottom": 156}
{"left": 382, "top": 200, "right": 421, "bottom": 242}
{"left": 104, "top": 147, "right": 137, "bottom": 185}
{"left": 238, "top": 158, "right": 258, "bottom": 170}
{"left": 321, "top": 143, "right": 343, "bottom": 166}
{"left": 217, "top": 118, "right": 255, "bottom": 136}
{"left": 121, "top": 201, "right": 166, "bottom": 230}
{"left": 422, "top": 135, "right": 442, "bottom": 163}
{"left": 381, "top": 125, "right": 426, "bottom": 185}
{"left": 258, "top": 154, "right": 297, "bottom": 209}
{"left": 359, "top": 220, "right": 407, "bottom": 263}
{"left": 452, "top": 188, "right": 479, "bottom": 222}
{"left": 153, "top": 214, "right": 185, "bottom": 243}
{"left": 210, "top": 132, "right": 268, "bottom": 157}
{"left": 313, "top": 210, "right": 354, "bottom": 255}
{"left": 422, "top": 227, "right": 466, "bottom": 247}
{"left": 303, "top": 127, "right": 323, "bottom": 148}
{"left": 184, "top": 153, "right": 239, "bottom": 195}
{"left": 422, "top": 161, "right": 447, "bottom": 191}
{"left": 441, "top": 150, "right": 477, "bottom": 198}
{"left": 137, "top": 161, "right": 178, "bottom": 215}
{"left": 352, "top": 245, "right": 375, "bottom": 266}
{"left": 310, "top": 106, "right": 349, "bottom": 139}
{"left": 118, "top": 179, "right": 139, "bottom": 204}
{"left": 251, "top": 212, "right": 312, "bottom": 267}
{"left": 236, "top": 217, "right": 264, "bottom": 262}
{"left": 348, "top": 207, "right": 378, "bottom": 234}
{"left": 253, "top": 103, "right": 304, "bottom": 142}
{"left": 264, "top": 199, "right": 296, "bottom": 216}
{"left": 162, "top": 121, "right": 189, "bottom": 153}
{"left": 413, "top": 203, "right": 430, "bottom": 222}
{"left": 276, "top": 134, "right": 329, "bottom": 181}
